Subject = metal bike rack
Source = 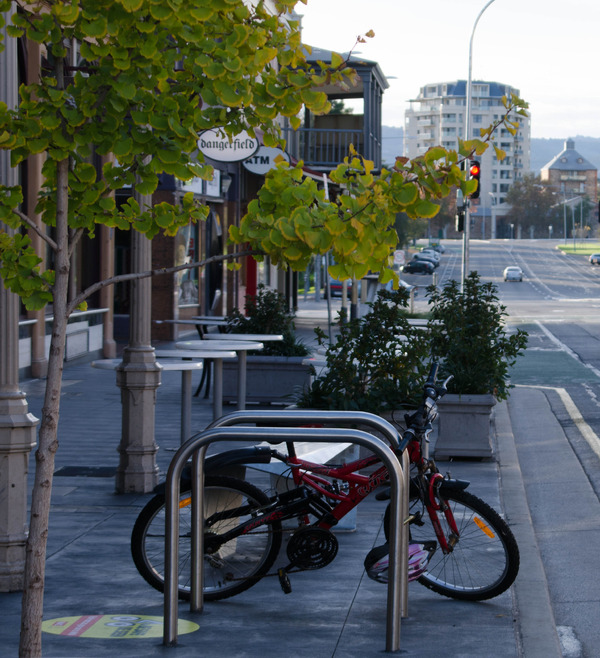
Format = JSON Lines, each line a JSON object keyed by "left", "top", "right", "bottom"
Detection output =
{"left": 163, "top": 424, "right": 408, "bottom": 653}
{"left": 207, "top": 408, "right": 411, "bottom": 616}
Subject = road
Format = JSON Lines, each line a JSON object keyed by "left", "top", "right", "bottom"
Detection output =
{"left": 407, "top": 239, "right": 600, "bottom": 657}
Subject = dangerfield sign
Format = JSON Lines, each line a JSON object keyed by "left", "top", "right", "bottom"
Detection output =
{"left": 198, "top": 129, "right": 259, "bottom": 162}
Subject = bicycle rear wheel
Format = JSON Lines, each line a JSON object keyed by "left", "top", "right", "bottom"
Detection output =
{"left": 131, "top": 475, "right": 282, "bottom": 601}
{"left": 385, "top": 489, "right": 519, "bottom": 601}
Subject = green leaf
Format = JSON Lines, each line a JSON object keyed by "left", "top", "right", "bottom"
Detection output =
{"left": 214, "top": 81, "right": 244, "bottom": 107}
{"left": 424, "top": 146, "right": 446, "bottom": 164}
{"left": 74, "top": 162, "right": 97, "bottom": 183}
{"left": 53, "top": 2, "right": 80, "bottom": 24}
{"left": 493, "top": 144, "right": 507, "bottom": 161}
{"left": 114, "top": 79, "right": 137, "bottom": 100}
{"left": 112, "top": 137, "right": 133, "bottom": 157}
{"left": 412, "top": 200, "right": 440, "bottom": 218}
{"left": 330, "top": 52, "right": 344, "bottom": 69}
{"left": 121, "top": 0, "right": 145, "bottom": 10}
{"left": 82, "top": 17, "right": 108, "bottom": 38}
{"left": 190, "top": 6, "right": 214, "bottom": 21}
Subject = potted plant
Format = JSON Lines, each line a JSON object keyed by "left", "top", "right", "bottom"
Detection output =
{"left": 296, "top": 288, "right": 431, "bottom": 417}
{"left": 426, "top": 272, "right": 528, "bottom": 459}
{"left": 222, "top": 284, "right": 312, "bottom": 404}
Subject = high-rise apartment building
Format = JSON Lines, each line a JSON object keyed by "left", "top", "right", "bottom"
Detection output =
{"left": 404, "top": 80, "right": 531, "bottom": 232}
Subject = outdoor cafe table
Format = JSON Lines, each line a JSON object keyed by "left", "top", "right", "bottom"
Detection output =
{"left": 175, "top": 339, "right": 266, "bottom": 412}
{"left": 92, "top": 351, "right": 233, "bottom": 443}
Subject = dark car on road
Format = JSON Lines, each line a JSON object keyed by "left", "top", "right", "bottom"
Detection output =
{"left": 412, "top": 253, "right": 439, "bottom": 268}
{"left": 401, "top": 260, "right": 434, "bottom": 275}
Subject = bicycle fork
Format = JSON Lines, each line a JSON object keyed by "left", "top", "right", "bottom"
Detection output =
{"left": 426, "top": 473, "right": 461, "bottom": 554}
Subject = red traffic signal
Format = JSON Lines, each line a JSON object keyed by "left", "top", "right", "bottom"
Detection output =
{"left": 469, "top": 160, "right": 481, "bottom": 199}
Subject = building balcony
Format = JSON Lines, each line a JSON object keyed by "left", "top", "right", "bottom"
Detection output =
{"left": 283, "top": 120, "right": 381, "bottom": 171}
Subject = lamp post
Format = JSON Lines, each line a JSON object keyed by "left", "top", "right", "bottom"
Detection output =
{"left": 462, "top": 0, "right": 497, "bottom": 285}
{"left": 489, "top": 192, "right": 496, "bottom": 239}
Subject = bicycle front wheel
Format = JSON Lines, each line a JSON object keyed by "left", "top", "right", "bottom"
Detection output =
{"left": 409, "top": 489, "right": 520, "bottom": 601}
{"left": 131, "top": 475, "right": 282, "bottom": 601}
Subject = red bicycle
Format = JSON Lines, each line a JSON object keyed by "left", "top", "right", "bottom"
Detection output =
{"left": 131, "top": 363, "right": 519, "bottom": 602}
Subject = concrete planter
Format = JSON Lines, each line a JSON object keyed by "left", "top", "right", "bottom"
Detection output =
{"left": 434, "top": 393, "right": 497, "bottom": 460}
{"left": 222, "top": 355, "right": 312, "bottom": 405}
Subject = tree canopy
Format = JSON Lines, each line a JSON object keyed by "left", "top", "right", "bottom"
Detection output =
{"left": 504, "top": 173, "right": 561, "bottom": 234}
{"left": 0, "top": 0, "right": 357, "bottom": 309}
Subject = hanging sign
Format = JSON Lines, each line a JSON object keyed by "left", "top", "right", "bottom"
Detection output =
{"left": 243, "top": 146, "right": 289, "bottom": 175}
{"left": 198, "top": 129, "right": 259, "bottom": 163}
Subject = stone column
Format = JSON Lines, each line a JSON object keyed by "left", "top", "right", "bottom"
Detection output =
{"left": 0, "top": 5, "right": 39, "bottom": 591}
{"left": 99, "top": 223, "right": 116, "bottom": 358}
{"left": 115, "top": 191, "right": 161, "bottom": 493}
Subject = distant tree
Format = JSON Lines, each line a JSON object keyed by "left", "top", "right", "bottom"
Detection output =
{"left": 329, "top": 99, "right": 353, "bottom": 114}
{"left": 505, "top": 174, "right": 560, "bottom": 236}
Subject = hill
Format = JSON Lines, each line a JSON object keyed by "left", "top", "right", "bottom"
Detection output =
{"left": 381, "top": 127, "right": 600, "bottom": 174}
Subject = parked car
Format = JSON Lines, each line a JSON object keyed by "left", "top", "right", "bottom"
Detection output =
{"left": 412, "top": 253, "right": 439, "bottom": 268}
{"left": 503, "top": 266, "right": 523, "bottom": 282}
{"left": 428, "top": 243, "right": 445, "bottom": 253}
{"left": 420, "top": 248, "right": 440, "bottom": 261}
{"left": 402, "top": 260, "right": 434, "bottom": 275}
{"left": 589, "top": 253, "right": 600, "bottom": 265}
{"left": 324, "top": 276, "right": 359, "bottom": 297}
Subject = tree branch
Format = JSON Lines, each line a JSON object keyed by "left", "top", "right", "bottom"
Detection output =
{"left": 68, "top": 227, "right": 85, "bottom": 258}
{"left": 66, "top": 248, "right": 259, "bottom": 316}
{"left": 14, "top": 209, "right": 58, "bottom": 251}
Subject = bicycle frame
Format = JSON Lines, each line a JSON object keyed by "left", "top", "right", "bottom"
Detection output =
{"left": 203, "top": 433, "right": 461, "bottom": 559}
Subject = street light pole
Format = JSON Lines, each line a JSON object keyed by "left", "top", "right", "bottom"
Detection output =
{"left": 489, "top": 192, "right": 496, "bottom": 239}
{"left": 462, "top": 0, "right": 497, "bottom": 284}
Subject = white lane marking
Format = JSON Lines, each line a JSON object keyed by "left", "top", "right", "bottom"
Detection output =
{"left": 535, "top": 322, "right": 600, "bottom": 379}
{"left": 521, "top": 385, "right": 600, "bottom": 461}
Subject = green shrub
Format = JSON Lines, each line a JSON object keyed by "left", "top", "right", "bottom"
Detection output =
{"left": 426, "top": 272, "right": 528, "bottom": 400}
{"left": 296, "top": 288, "right": 430, "bottom": 413}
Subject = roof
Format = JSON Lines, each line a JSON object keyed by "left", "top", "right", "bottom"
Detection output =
{"left": 410, "top": 80, "right": 519, "bottom": 101}
{"left": 302, "top": 45, "right": 389, "bottom": 97}
{"left": 541, "top": 139, "right": 597, "bottom": 172}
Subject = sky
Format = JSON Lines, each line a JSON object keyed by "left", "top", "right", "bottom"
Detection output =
{"left": 297, "top": 0, "right": 600, "bottom": 140}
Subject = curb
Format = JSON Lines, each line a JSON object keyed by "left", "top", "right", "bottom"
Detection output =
{"left": 494, "top": 397, "right": 562, "bottom": 657}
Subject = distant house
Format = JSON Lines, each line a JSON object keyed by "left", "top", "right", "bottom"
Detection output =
{"left": 541, "top": 139, "right": 598, "bottom": 203}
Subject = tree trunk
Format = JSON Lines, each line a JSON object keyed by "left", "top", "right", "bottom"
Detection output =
{"left": 18, "top": 157, "right": 70, "bottom": 657}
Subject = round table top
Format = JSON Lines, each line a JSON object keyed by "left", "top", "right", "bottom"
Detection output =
{"left": 175, "top": 340, "right": 264, "bottom": 352}
{"left": 155, "top": 349, "right": 236, "bottom": 360}
{"left": 92, "top": 359, "right": 208, "bottom": 371}
{"left": 202, "top": 333, "right": 283, "bottom": 342}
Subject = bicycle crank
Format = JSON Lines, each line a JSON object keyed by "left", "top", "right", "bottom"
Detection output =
{"left": 286, "top": 527, "right": 339, "bottom": 570}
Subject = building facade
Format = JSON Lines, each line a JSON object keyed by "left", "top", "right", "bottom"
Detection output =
{"left": 540, "top": 139, "right": 598, "bottom": 202}
{"left": 404, "top": 80, "right": 531, "bottom": 237}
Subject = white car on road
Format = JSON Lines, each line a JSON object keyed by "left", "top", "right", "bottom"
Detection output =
{"left": 503, "top": 266, "right": 523, "bottom": 282}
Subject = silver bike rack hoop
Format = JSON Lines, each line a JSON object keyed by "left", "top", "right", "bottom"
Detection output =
{"left": 163, "top": 411, "right": 408, "bottom": 653}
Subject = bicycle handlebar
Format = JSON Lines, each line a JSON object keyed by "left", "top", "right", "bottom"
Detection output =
{"left": 398, "top": 362, "right": 453, "bottom": 452}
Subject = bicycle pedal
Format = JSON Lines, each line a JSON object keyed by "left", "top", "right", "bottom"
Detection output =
{"left": 406, "top": 512, "right": 425, "bottom": 527}
{"left": 278, "top": 568, "right": 292, "bottom": 594}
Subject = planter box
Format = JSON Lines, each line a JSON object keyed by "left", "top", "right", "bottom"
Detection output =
{"left": 434, "top": 393, "right": 496, "bottom": 460}
{"left": 222, "top": 356, "right": 312, "bottom": 405}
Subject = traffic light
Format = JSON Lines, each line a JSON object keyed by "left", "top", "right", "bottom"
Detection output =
{"left": 469, "top": 160, "right": 481, "bottom": 199}
{"left": 455, "top": 210, "right": 465, "bottom": 232}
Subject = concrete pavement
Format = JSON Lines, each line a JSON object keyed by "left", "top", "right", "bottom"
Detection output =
{"left": 0, "top": 299, "right": 584, "bottom": 657}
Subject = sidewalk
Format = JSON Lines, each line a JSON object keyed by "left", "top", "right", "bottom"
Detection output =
{"left": 0, "top": 301, "right": 563, "bottom": 657}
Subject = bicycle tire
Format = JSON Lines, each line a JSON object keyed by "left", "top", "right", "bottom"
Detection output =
{"left": 384, "top": 489, "right": 519, "bottom": 601}
{"left": 131, "top": 475, "right": 282, "bottom": 601}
